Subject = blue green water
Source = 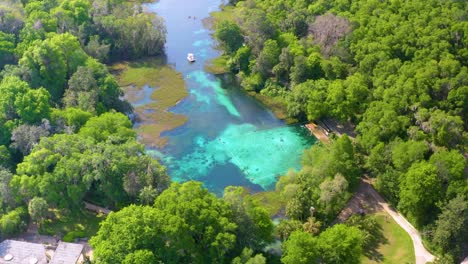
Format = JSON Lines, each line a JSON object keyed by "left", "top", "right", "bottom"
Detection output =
{"left": 143, "top": 0, "right": 316, "bottom": 194}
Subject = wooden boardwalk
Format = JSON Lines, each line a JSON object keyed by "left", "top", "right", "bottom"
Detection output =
{"left": 305, "top": 123, "right": 330, "bottom": 144}
{"left": 84, "top": 202, "right": 111, "bottom": 215}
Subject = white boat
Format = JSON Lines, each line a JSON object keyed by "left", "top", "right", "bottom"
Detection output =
{"left": 187, "top": 53, "right": 196, "bottom": 62}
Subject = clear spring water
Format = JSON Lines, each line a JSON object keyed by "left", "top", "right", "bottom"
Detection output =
{"left": 143, "top": 0, "right": 316, "bottom": 194}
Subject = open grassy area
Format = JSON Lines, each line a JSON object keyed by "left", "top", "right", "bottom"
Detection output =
{"left": 252, "top": 191, "right": 286, "bottom": 218}
{"left": 363, "top": 212, "right": 415, "bottom": 264}
{"left": 39, "top": 209, "right": 105, "bottom": 241}
{"left": 111, "top": 58, "right": 188, "bottom": 147}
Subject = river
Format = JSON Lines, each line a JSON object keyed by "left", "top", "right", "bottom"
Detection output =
{"left": 143, "top": 0, "right": 316, "bottom": 194}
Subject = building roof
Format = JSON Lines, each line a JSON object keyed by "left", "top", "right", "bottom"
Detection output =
{"left": 0, "top": 240, "right": 47, "bottom": 264}
{"left": 49, "top": 242, "right": 83, "bottom": 264}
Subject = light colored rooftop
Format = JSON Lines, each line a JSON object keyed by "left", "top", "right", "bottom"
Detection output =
{"left": 49, "top": 242, "right": 83, "bottom": 264}
{"left": 0, "top": 240, "right": 47, "bottom": 264}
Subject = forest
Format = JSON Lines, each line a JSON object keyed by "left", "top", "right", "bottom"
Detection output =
{"left": 0, "top": 0, "right": 467, "bottom": 263}
{"left": 213, "top": 0, "right": 467, "bottom": 263}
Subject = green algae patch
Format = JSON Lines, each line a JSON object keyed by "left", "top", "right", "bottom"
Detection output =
{"left": 205, "top": 55, "right": 229, "bottom": 74}
{"left": 112, "top": 58, "right": 188, "bottom": 147}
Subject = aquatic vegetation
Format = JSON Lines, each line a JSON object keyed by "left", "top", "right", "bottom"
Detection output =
{"left": 116, "top": 58, "right": 189, "bottom": 147}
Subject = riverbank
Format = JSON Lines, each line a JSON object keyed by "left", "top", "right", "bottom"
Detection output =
{"left": 110, "top": 58, "right": 188, "bottom": 147}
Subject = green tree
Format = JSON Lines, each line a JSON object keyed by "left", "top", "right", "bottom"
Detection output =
{"left": 223, "top": 186, "right": 273, "bottom": 252}
{"left": 318, "top": 174, "right": 349, "bottom": 218}
{"left": 398, "top": 161, "right": 442, "bottom": 226}
{"left": 64, "top": 66, "right": 99, "bottom": 113}
{"left": 215, "top": 20, "right": 244, "bottom": 54}
{"left": 92, "top": 182, "right": 238, "bottom": 263}
{"left": 391, "top": 140, "right": 428, "bottom": 172}
{"left": 153, "top": 181, "right": 237, "bottom": 262}
{"left": 14, "top": 87, "right": 51, "bottom": 124}
{"left": 431, "top": 195, "right": 467, "bottom": 259}
{"left": 123, "top": 250, "right": 156, "bottom": 264}
{"left": 28, "top": 197, "right": 48, "bottom": 226}
{"left": 0, "top": 31, "right": 15, "bottom": 68}
{"left": 317, "top": 224, "right": 363, "bottom": 264}
{"left": 0, "top": 207, "right": 28, "bottom": 236}
{"left": 232, "top": 248, "right": 266, "bottom": 264}
{"left": 90, "top": 205, "right": 163, "bottom": 264}
{"left": 50, "top": 107, "right": 93, "bottom": 133}
{"left": 429, "top": 149, "right": 466, "bottom": 199}
{"left": 281, "top": 231, "right": 318, "bottom": 264}
{"left": 255, "top": 39, "right": 280, "bottom": 77}
{"left": 0, "top": 76, "right": 29, "bottom": 120}
{"left": 78, "top": 112, "right": 135, "bottom": 143}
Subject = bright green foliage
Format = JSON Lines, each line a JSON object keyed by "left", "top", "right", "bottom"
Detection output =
{"left": 391, "top": 140, "right": 428, "bottom": 172}
{"left": 153, "top": 182, "right": 237, "bottom": 262}
{"left": 78, "top": 112, "right": 135, "bottom": 142}
{"left": 0, "top": 75, "right": 51, "bottom": 127}
{"left": 19, "top": 33, "right": 88, "bottom": 100}
{"left": 12, "top": 126, "right": 169, "bottom": 208}
{"left": 91, "top": 182, "right": 239, "bottom": 263}
{"left": 0, "top": 207, "right": 28, "bottom": 236}
{"left": 122, "top": 250, "right": 156, "bottom": 264}
{"left": 317, "top": 224, "right": 363, "bottom": 264}
{"left": 281, "top": 231, "right": 318, "bottom": 264}
{"left": 0, "top": 76, "right": 30, "bottom": 120}
{"left": 0, "top": 31, "right": 15, "bottom": 68}
{"left": 50, "top": 107, "right": 93, "bottom": 133}
{"left": 14, "top": 88, "right": 51, "bottom": 124}
{"left": 429, "top": 149, "right": 467, "bottom": 199}
{"left": 90, "top": 205, "right": 163, "bottom": 264}
{"left": 398, "top": 161, "right": 442, "bottom": 226}
{"left": 282, "top": 224, "right": 363, "bottom": 264}
{"left": 231, "top": 248, "right": 266, "bottom": 264}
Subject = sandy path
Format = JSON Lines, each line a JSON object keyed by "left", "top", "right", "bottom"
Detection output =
{"left": 361, "top": 179, "right": 435, "bottom": 264}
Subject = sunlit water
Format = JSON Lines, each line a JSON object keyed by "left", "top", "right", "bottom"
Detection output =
{"left": 143, "top": 0, "right": 316, "bottom": 194}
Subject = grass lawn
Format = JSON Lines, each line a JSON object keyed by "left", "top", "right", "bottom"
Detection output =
{"left": 110, "top": 58, "right": 188, "bottom": 147}
{"left": 39, "top": 209, "right": 105, "bottom": 241}
{"left": 363, "top": 212, "right": 415, "bottom": 264}
{"left": 252, "top": 191, "right": 286, "bottom": 217}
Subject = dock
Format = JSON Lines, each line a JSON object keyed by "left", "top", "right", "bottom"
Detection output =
{"left": 305, "top": 123, "right": 330, "bottom": 144}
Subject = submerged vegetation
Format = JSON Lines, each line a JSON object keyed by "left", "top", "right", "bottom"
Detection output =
{"left": 114, "top": 59, "right": 188, "bottom": 147}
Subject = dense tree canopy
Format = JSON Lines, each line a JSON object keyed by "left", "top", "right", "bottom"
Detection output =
{"left": 214, "top": 0, "right": 467, "bottom": 261}
{"left": 90, "top": 182, "right": 273, "bottom": 263}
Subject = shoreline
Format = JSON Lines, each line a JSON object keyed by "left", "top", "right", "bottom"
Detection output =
{"left": 110, "top": 58, "right": 189, "bottom": 148}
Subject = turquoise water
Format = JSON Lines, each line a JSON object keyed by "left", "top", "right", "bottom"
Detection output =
{"left": 143, "top": 0, "right": 316, "bottom": 194}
